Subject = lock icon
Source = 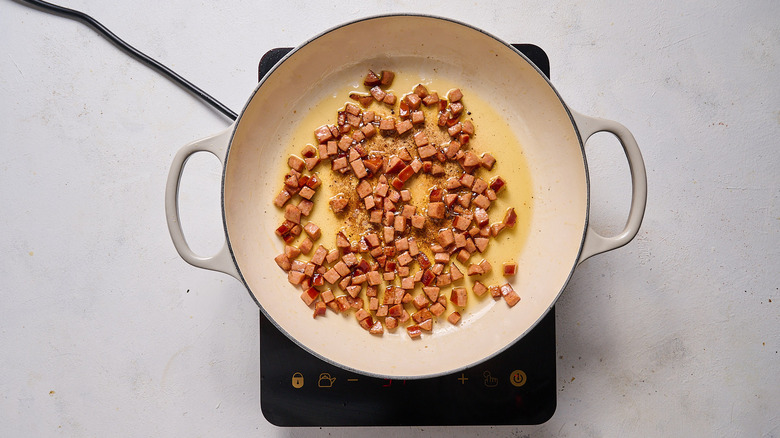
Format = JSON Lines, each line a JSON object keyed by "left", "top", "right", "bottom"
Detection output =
{"left": 291, "top": 372, "right": 304, "bottom": 389}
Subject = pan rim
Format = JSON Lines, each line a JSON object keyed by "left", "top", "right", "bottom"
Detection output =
{"left": 220, "top": 13, "right": 589, "bottom": 380}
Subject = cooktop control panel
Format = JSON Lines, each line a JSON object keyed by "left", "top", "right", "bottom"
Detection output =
{"left": 258, "top": 45, "right": 556, "bottom": 427}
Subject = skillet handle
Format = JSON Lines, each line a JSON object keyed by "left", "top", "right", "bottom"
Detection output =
{"left": 165, "top": 125, "right": 240, "bottom": 280}
{"left": 570, "top": 110, "right": 647, "bottom": 265}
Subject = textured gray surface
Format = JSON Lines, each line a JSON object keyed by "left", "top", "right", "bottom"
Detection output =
{"left": 1, "top": 0, "right": 778, "bottom": 436}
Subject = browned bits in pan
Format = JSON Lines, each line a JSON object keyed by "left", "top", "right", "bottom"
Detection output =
{"left": 272, "top": 69, "right": 523, "bottom": 337}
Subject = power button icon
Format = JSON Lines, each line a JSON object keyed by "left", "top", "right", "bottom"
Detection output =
{"left": 291, "top": 372, "right": 304, "bottom": 389}
{"left": 509, "top": 370, "right": 527, "bottom": 387}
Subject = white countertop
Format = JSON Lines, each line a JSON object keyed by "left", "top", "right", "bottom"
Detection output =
{"left": 1, "top": 0, "right": 778, "bottom": 436}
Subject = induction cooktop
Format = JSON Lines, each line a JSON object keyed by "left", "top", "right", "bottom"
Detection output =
{"left": 258, "top": 44, "right": 556, "bottom": 427}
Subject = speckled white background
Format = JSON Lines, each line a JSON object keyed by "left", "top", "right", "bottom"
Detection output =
{"left": 1, "top": 0, "right": 778, "bottom": 436}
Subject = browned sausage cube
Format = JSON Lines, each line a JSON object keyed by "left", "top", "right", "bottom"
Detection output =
{"left": 481, "top": 152, "right": 496, "bottom": 170}
{"left": 379, "top": 118, "right": 395, "bottom": 131}
{"left": 314, "top": 125, "right": 333, "bottom": 143}
{"left": 447, "top": 88, "right": 463, "bottom": 102}
{"left": 427, "top": 202, "right": 446, "bottom": 219}
{"left": 369, "top": 320, "right": 384, "bottom": 335}
{"left": 436, "top": 228, "right": 455, "bottom": 247}
{"left": 472, "top": 194, "right": 491, "bottom": 210}
{"left": 456, "top": 249, "right": 471, "bottom": 264}
{"left": 288, "top": 270, "right": 306, "bottom": 285}
{"left": 429, "top": 302, "right": 446, "bottom": 317}
{"left": 503, "top": 208, "right": 518, "bottom": 228}
{"left": 383, "top": 93, "right": 397, "bottom": 105}
{"left": 300, "top": 288, "right": 318, "bottom": 306}
{"left": 450, "top": 264, "right": 464, "bottom": 281}
{"left": 473, "top": 281, "right": 488, "bottom": 297}
{"left": 447, "top": 311, "right": 462, "bottom": 325}
{"left": 364, "top": 70, "right": 381, "bottom": 86}
{"left": 370, "top": 85, "right": 386, "bottom": 102}
{"left": 288, "top": 155, "right": 305, "bottom": 172}
{"left": 396, "top": 119, "right": 413, "bottom": 135}
{"left": 284, "top": 204, "right": 301, "bottom": 224}
{"left": 385, "top": 316, "right": 398, "bottom": 330}
{"left": 411, "top": 111, "right": 425, "bottom": 125}
{"left": 380, "top": 70, "right": 395, "bottom": 85}
{"left": 412, "top": 293, "right": 429, "bottom": 310}
{"left": 274, "top": 253, "right": 291, "bottom": 271}
{"left": 503, "top": 263, "right": 518, "bottom": 276}
{"left": 411, "top": 214, "right": 426, "bottom": 229}
{"left": 298, "top": 186, "right": 316, "bottom": 200}
{"left": 422, "top": 91, "right": 439, "bottom": 106}
{"left": 406, "top": 325, "right": 422, "bottom": 338}
{"left": 490, "top": 222, "right": 506, "bottom": 237}
{"left": 450, "top": 287, "right": 467, "bottom": 307}
{"left": 356, "top": 179, "right": 372, "bottom": 198}
{"left": 501, "top": 283, "right": 521, "bottom": 307}
{"left": 298, "top": 237, "right": 313, "bottom": 255}
{"left": 467, "top": 263, "right": 484, "bottom": 276}
{"left": 475, "top": 237, "right": 489, "bottom": 253}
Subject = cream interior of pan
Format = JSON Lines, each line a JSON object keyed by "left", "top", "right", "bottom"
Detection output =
{"left": 224, "top": 15, "right": 587, "bottom": 378}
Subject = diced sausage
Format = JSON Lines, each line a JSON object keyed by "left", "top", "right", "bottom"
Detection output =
{"left": 351, "top": 159, "right": 368, "bottom": 179}
{"left": 447, "top": 311, "right": 462, "bottom": 325}
{"left": 503, "top": 208, "right": 518, "bottom": 228}
{"left": 503, "top": 263, "right": 518, "bottom": 276}
{"left": 349, "top": 92, "right": 373, "bottom": 107}
{"left": 273, "top": 189, "right": 292, "bottom": 208}
{"left": 490, "top": 222, "right": 506, "bottom": 237}
{"left": 472, "top": 194, "right": 491, "bottom": 210}
{"left": 490, "top": 176, "right": 506, "bottom": 193}
{"left": 284, "top": 204, "right": 301, "bottom": 224}
{"left": 450, "top": 264, "right": 464, "bottom": 281}
{"left": 501, "top": 283, "right": 521, "bottom": 307}
{"left": 427, "top": 202, "right": 446, "bottom": 219}
{"left": 473, "top": 281, "right": 488, "bottom": 297}
{"left": 274, "top": 253, "right": 291, "bottom": 271}
{"left": 467, "top": 263, "right": 484, "bottom": 276}
{"left": 311, "top": 246, "right": 328, "bottom": 265}
{"left": 364, "top": 70, "right": 381, "bottom": 86}
{"left": 406, "top": 325, "right": 422, "bottom": 338}
{"left": 450, "top": 287, "right": 467, "bottom": 307}
{"left": 288, "top": 270, "right": 306, "bottom": 285}
{"left": 481, "top": 153, "right": 496, "bottom": 170}
{"left": 422, "top": 91, "right": 439, "bottom": 106}
{"left": 474, "top": 237, "right": 489, "bottom": 253}
{"left": 369, "top": 320, "right": 384, "bottom": 335}
{"left": 411, "top": 214, "right": 425, "bottom": 229}
{"left": 450, "top": 102, "right": 464, "bottom": 116}
{"left": 314, "top": 125, "right": 333, "bottom": 143}
{"left": 380, "top": 70, "right": 395, "bottom": 86}
{"left": 300, "top": 288, "right": 319, "bottom": 306}
{"left": 370, "top": 85, "right": 386, "bottom": 102}
{"left": 329, "top": 195, "right": 348, "bottom": 213}
{"left": 298, "top": 237, "right": 313, "bottom": 255}
{"left": 447, "top": 88, "right": 463, "bottom": 102}
{"left": 396, "top": 119, "right": 413, "bottom": 135}
{"left": 379, "top": 118, "right": 396, "bottom": 131}
{"left": 298, "top": 186, "right": 316, "bottom": 200}
{"left": 430, "top": 302, "right": 446, "bottom": 317}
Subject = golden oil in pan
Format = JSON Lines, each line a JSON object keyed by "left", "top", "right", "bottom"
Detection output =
{"left": 275, "top": 72, "right": 533, "bottom": 317}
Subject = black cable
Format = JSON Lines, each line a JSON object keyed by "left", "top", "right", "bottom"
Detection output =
{"left": 15, "top": 0, "right": 238, "bottom": 121}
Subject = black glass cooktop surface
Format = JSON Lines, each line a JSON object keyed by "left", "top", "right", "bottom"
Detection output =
{"left": 258, "top": 44, "right": 555, "bottom": 427}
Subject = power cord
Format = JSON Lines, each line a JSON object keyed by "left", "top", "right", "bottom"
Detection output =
{"left": 15, "top": 0, "right": 238, "bottom": 121}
